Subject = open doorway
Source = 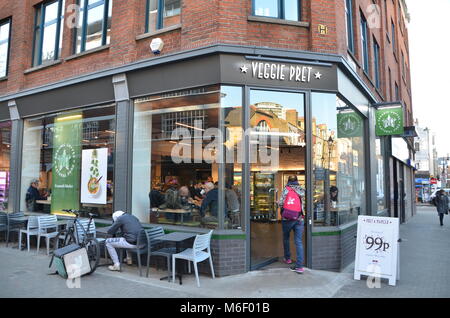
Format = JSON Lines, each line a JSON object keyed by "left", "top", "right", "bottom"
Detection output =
{"left": 249, "top": 89, "right": 307, "bottom": 269}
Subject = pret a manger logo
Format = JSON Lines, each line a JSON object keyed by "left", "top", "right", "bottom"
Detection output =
{"left": 375, "top": 107, "right": 404, "bottom": 136}
{"left": 54, "top": 144, "right": 76, "bottom": 178}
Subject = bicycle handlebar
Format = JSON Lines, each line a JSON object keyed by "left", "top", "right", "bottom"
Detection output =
{"left": 62, "top": 209, "right": 98, "bottom": 218}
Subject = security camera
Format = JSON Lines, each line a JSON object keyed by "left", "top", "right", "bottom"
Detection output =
{"left": 150, "top": 38, "right": 164, "bottom": 55}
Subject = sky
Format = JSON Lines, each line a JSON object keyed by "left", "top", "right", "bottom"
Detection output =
{"left": 407, "top": 0, "right": 450, "bottom": 157}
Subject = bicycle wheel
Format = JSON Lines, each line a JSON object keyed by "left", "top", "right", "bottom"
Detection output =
{"left": 84, "top": 238, "right": 100, "bottom": 274}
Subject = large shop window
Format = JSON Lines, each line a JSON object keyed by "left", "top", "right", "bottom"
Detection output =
{"left": 253, "top": 0, "right": 301, "bottom": 21}
{"left": 0, "top": 18, "right": 11, "bottom": 77}
{"left": 133, "top": 85, "right": 243, "bottom": 230}
{"left": 312, "top": 93, "right": 366, "bottom": 227}
{"left": 20, "top": 105, "right": 116, "bottom": 218}
{"left": 146, "top": 0, "right": 181, "bottom": 33}
{"left": 0, "top": 121, "right": 11, "bottom": 212}
{"left": 33, "top": 0, "right": 65, "bottom": 66}
{"left": 75, "top": 0, "right": 113, "bottom": 53}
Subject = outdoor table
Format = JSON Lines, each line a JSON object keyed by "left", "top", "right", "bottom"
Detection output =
{"left": 158, "top": 232, "right": 197, "bottom": 285}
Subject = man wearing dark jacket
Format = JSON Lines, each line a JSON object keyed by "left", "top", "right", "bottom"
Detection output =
{"left": 435, "top": 189, "right": 449, "bottom": 226}
{"left": 106, "top": 211, "right": 143, "bottom": 271}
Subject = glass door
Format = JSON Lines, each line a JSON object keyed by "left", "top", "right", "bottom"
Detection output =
{"left": 249, "top": 89, "right": 306, "bottom": 269}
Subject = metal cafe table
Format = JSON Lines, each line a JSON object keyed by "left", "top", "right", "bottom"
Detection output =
{"left": 158, "top": 231, "right": 196, "bottom": 285}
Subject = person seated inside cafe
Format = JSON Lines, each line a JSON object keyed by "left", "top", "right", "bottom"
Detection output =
{"left": 158, "top": 179, "right": 183, "bottom": 222}
{"left": 25, "top": 179, "right": 48, "bottom": 212}
{"left": 149, "top": 183, "right": 165, "bottom": 208}
{"left": 106, "top": 210, "right": 144, "bottom": 272}
{"left": 200, "top": 182, "right": 227, "bottom": 223}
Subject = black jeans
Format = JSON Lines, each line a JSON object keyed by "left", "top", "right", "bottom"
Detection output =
{"left": 439, "top": 213, "right": 445, "bottom": 226}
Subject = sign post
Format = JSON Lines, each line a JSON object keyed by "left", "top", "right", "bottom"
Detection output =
{"left": 354, "top": 215, "right": 400, "bottom": 286}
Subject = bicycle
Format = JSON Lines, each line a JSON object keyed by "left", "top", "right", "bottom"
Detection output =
{"left": 48, "top": 209, "right": 101, "bottom": 275}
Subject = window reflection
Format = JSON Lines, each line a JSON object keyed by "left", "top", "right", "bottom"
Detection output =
{"left": 0, "top": 20, "right": 10, "bottom": 77}
{"left": 133, "top": 85, "right": 242, "bottom": 230}
{"left": 20, "top": 105, "right": 116, "bottom": 218}
{"left": 312, "top": 93, "right": 366, "bottom": 226}
{"left": 0, "top": 121, "right": 11, "bottom": 211}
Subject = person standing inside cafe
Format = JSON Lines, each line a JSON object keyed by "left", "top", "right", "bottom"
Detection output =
{"left": 278, "top": 176, "right": 305, "bottom": 274}
{"left": 106, "top": 211, "right": 144, "bottom": 271}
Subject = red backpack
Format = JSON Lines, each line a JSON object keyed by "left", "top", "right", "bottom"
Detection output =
{"left": 282, "top": 187, "right": 302, "bottom": 220}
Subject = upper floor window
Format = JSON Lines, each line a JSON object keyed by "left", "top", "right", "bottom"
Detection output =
{"left": 75, "top": 0, "right": 112, "bottom": 54}
{"left": 391, "top": 19, "right": 396, "bottom": 53}
{"left": 395, "top": 82, "right": 399, "bottom": 100}
{"left": 146, "top": 0, "right": 181, "bottom": 33}
{"left": 345, "top": 0, "right": 354, "bottom": 53}
{"left": 401, "top": 50, "right": 405, "bottom": 79}
{"left": 33, "top": 0, "right": 65, "bottom": 67}
{"left": 0, "top": 18, "right": 11, "bottom": 77}
{"left": 253, "top": 0, "right": 301, "bottom": 21}
{"left": 360, "top": 12, "right": 369, "bottom": 74}
{"left": 373, "top": 38, "right": 381, "bottom": 89}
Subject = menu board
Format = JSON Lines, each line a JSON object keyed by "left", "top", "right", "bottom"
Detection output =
{"left": 80, "top": 148, "right": 108, "bottom": 204}
{"left": 354, "top": 215, "right": 400, "bottom": 286}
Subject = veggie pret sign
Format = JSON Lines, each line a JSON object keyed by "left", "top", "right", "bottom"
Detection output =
{"left": 375, "top": 107, "right": 404, "bottom": 136}
{"left": 51, "top": 113, "right": 82, "bottom": 214}
{"left": 354, "top": 215, "right": 400, "bottom": 286}
{"left": 81, "top": 148, "right": 108, "bottom": 204}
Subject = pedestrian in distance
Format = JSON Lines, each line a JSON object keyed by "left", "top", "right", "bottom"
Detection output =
{"left": 278, "top": 176, "right": 305, "bottom": 274}
{"left": 434, "top": 189, "right": 449, "bottom": 226}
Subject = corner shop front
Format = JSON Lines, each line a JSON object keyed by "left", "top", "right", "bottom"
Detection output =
{"left": 1, "top": 48, "right": 385, "bottom": 275}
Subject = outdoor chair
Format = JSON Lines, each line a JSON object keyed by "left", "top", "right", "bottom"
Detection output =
{"left": 0, "top": 212, "right": 7, "bottom": 242}
{"left": 6, "top": 212, "right": 25, "bottom": 247}
{"left": 37, "top": 215, "right": 58, "bottom": 255}
{"left": 118, "top": 229, "right": 148, "bottom": 276}
{"left": 144, "top": 226, "right": 177, "bottom": 278}
{"left": 19, "top": 216, "right": 39, "bottom": 252}
{"left": 172, "top": 230, "right": 215, "bottom": 287}
{"left": 74, "top": 218, "right": 107, "bottom": 260}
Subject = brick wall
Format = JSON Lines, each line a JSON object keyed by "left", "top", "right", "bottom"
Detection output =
{"left": 311, "top": 223, "right": 357, "bottom": 271}
{"left": 1, "top": 0, "right": 413, "bottom": 121}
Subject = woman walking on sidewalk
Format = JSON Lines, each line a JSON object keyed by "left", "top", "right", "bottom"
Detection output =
{"left": 433, "top": 189, "right": 449, "bottom": 226}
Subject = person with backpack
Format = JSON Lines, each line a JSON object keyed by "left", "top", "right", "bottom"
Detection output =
{"left": 278, "top": 176, "right": 305, "bottom": 274}
{"left": 434, "top": 189, "right": 449, "bottom": 226}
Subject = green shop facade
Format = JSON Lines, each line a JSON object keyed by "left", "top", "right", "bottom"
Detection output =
{"left": 0, "top": 45, "right": 416, "bottom": 276}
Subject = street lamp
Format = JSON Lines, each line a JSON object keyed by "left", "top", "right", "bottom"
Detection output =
{"left": 324, "top": 135, "right": 334, "bottom": 225}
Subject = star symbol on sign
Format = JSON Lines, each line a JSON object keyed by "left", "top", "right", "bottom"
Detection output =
{"left": 314, "top": 72, "right": 322, "bottom": 80}
{"left": 240, "top": 65, "right": 248, "bottom": 73}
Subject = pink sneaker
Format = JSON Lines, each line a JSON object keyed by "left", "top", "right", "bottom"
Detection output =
{"left": 283, "top": 258, "right": 293, "bottom": 264}
{"left": 290, "top": 266, "right": 305, "bottom": 274}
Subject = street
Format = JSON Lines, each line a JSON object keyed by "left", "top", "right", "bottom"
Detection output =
{"left": 0, "top": 205, "right": 449, "bottom": 298}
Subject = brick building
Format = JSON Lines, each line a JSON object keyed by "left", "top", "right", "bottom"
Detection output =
{"left": 0, "top": 0, "right": 415, "bottom": 275}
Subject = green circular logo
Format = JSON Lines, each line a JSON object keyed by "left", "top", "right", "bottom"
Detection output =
{"left": 338, "top": 113, "right": 362, "bottom": 137}
{"left": 378, "top": 110, "right": 402, "bottom": 135}
{"left": 54, "top": 144, "right": 76, "bottom": 178}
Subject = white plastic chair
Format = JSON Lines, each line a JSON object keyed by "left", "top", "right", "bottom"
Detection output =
{"left": 172, "top": 230, "right": 215, "bottom": 287}
{"left": 37, "top": 215, "right": 58, "bottom": 255}
{"left": 75, "top": 218, "right": 107, "bottom": 260}
{"left": 19, "top": 216, "right": 39, "bottom": 252}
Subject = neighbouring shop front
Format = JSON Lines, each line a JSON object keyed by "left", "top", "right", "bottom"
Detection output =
{"left": 3, "top": 48, "right": 399, "bottom": 275}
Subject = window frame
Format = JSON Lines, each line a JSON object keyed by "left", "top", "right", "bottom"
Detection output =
{"left": 75, "top": 0, "right": 111, "bottom": 54}
{"left": 373, "top": 37, "right": 381, "bottom": 89}
{"left": 0, "top": 17, "right": 12, "bottom": 77}
{"left": 145, "top": 0, "right": 181, "bottom": 33}
{"left": 32, "top": 0, "right": 64, "bottom": 67}
{"left": 345, "top": 0, "right": 354, "bottom": 53}
{"left": 360, "top": 12, "right": 369, "bottom": 74}
{"left": 252, "top": 0, "right": 302, "bottom": 21}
